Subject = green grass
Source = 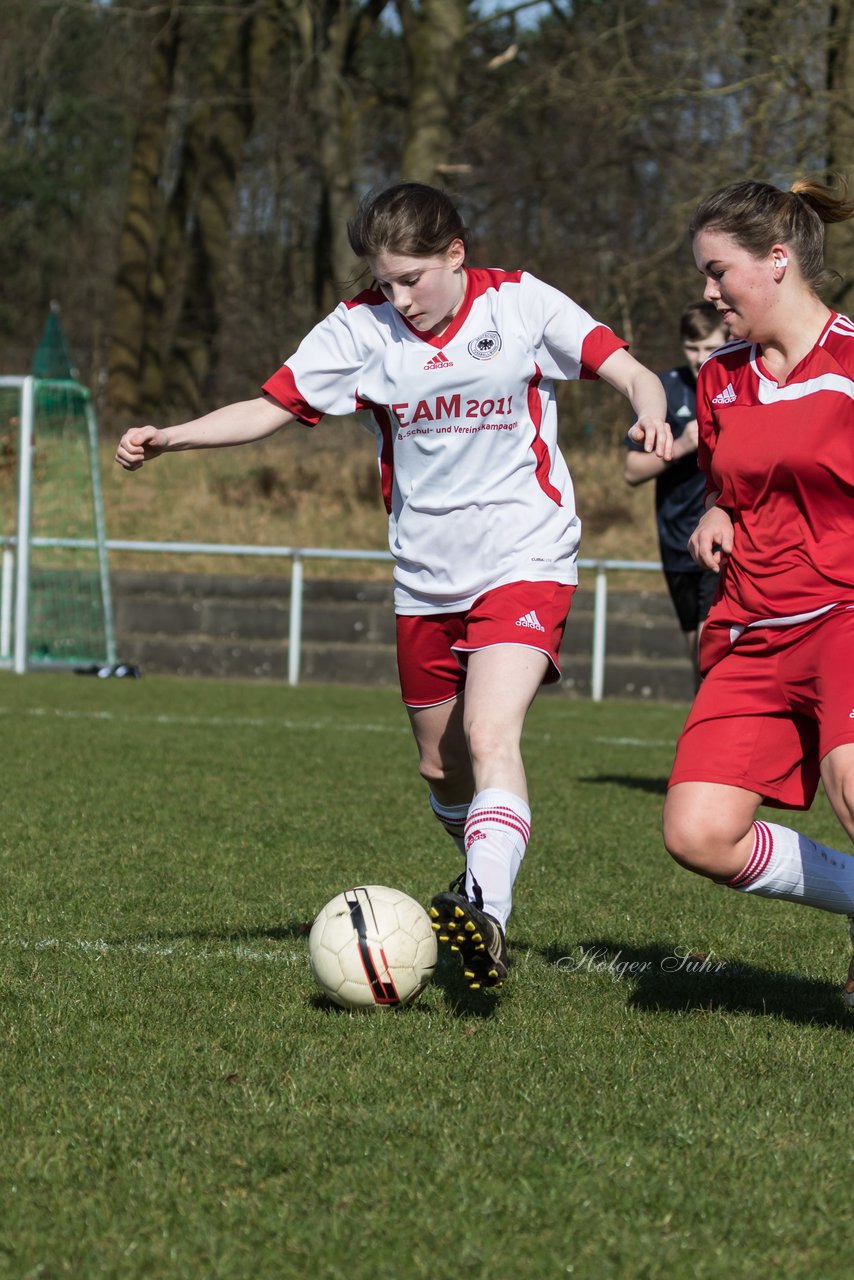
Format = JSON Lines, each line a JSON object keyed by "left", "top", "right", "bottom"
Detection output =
{"left": 0, "top": 673, "right": 851, "bottom": 1279}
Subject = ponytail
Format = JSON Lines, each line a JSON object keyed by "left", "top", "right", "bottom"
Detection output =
{"left": 790, "top": 176, "right": 854, "bottom": 225}
{"left": 690, "top": 175, "right": 854, "bottom": 291}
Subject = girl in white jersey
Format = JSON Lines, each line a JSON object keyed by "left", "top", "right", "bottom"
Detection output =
{"left": 662, "top": 176, "right": 854, "bottom": 1008}
{"left": 116, "top": 182, "right": 670, "bottom": 992}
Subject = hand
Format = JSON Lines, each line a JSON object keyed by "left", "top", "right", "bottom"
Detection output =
{"left": 627, "top": 416, "right": 672, "bottom": 460}
{"left": 689, "top": 505, "right": 733, "bottom": 572}
{"left": 673, "top": 418, "right": 699, "bottom": 458}
{"left": 115, "top": 425, "right": 166, "bottom": 471}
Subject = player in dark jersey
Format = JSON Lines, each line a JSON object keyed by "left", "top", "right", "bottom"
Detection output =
{"left": 624, "top": 301, "right": 726, "bottom": 688}
{"left": 662, "top": 176, "right": 854, "bottom": 1006}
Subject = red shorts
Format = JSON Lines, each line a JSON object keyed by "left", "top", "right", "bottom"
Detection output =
{"left": 669, "top": 606, "right": 854, "bottom": 809}
{"left": 396, "top": 580, "right": 575, "bottom": 708}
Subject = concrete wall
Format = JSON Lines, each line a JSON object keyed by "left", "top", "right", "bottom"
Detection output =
{"left": 112, "top": 570, "right": 695, "bottom": 701}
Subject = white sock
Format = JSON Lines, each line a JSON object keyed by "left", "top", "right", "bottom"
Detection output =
{"left": 429, "top": 793, "right": 469, "bottom": 856}
{"left": 727, "top": 819, "right": 854, "bottom": 914}
{"left": 464, "top": 788, "right": 531, "bottom": 931}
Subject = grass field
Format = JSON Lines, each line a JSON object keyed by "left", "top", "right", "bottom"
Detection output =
{"left": 1, "top": 672, "right": 852, "bottom": 1279}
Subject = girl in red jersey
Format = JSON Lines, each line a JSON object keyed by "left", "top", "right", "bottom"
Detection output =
{"left": 116, "top": 182, "right": 671, "bottom": 992}
{"left": 663, "top": 176, "right": 854, "bottom": 1006}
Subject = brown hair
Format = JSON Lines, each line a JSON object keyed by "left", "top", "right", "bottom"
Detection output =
{"left": 347, "top": 182, "right": 470, "bottom": 261}
{"left": 689, "top": 176, "right": 854, "bottom": 290}
{"left": 680, "top": 300, "right": 725, "bottom": 342}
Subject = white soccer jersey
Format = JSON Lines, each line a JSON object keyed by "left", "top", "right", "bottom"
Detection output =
{"left": 263, "top": 268, "right": 625, "bottom": 613}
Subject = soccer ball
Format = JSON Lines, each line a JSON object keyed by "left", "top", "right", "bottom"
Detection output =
{"left": 308, "top": 885, "right": 438, "bottom": 1010}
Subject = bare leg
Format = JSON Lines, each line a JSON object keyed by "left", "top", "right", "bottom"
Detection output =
{"left": 663, "top": 781, "right": 760, "bottom": 880}
{"left": 819, "top": 743, "right": 854, "bottom": 843}
{"left": 429, "top": 645, "right": 550, "bottom": 988}
{"left": 406, "top": 695, "right": 473, "bottom": 806}
{"left": 665, "top": 773, "right": 854, "bottom": 1003}
{"left": 461, "top": 644, "right": 550, "bottom": 799}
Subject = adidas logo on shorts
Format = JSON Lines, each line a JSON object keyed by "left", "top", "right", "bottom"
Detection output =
{"left": 515, "top": 610, "right": 545, "bottom": 632}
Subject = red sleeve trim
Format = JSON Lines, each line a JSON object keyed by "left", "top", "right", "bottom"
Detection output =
{"left": 344, "top": 287, "right": 386, "bottom": 311}
{"left": 579, "top": 326, "right": 628, "bottom": 380}
{"left": 465, "top": 267, "right": 525, "bottom": 296}
{"left": 262, "top": 365, "right": 322, "bottom": 426}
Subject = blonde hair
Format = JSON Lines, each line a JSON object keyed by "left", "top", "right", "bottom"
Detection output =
{"left": 689, "top": 176, "right": 854, "bottom": 289}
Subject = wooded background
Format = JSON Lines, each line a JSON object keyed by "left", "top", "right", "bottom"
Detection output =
{"left": 3, "top": 0, "right": 854, "bottom": 443}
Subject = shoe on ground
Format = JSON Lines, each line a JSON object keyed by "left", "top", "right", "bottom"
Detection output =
{"left": 845, "top": 917, "right": 854, "bottom": 1009}
{"left": 429, "top": 890, "right": 508, "bottom": 990}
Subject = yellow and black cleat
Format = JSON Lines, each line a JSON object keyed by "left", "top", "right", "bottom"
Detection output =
{"left": 429, "top": 890, "right": 508, "bottom": 990}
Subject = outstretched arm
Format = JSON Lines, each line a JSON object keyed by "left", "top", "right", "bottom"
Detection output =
{"left": 597, "top": 348, "right": 672, "bottom": 460}
{"left": 115, "top": 394, "right": 295, "bottom": 471}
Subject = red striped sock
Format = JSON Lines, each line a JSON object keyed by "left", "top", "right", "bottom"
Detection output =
{"left": 464, "top": 788, "right": 531, "bottom": 930}
{"left": 429, "top": 793, "right": 469, "bottom": 856}
{"left": 727, "top": 819, "right": 774, "bottom": 888}
{"left": 726, "top": 820, "right": 854, "bottom": 913}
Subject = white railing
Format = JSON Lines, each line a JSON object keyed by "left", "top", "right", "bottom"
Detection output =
{"left": 0, "top": 536, "right": 663, "bottom": 699}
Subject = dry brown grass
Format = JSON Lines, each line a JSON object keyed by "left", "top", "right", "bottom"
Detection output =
{"left": 0, "top": 382, "right": 664, "bottom": 592}
{"left": 101, "top": 422, "right": 664, "bottom": 588}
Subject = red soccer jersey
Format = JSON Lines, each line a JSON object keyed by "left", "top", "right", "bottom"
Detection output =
{"left": 697, "top": 312, "right": 854, "bottom": 631}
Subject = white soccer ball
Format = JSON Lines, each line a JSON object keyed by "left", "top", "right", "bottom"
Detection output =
{"left": 308, "top": 885, "right": 438, "bottom": 1010}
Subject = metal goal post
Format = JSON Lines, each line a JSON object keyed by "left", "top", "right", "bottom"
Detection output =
{"left": 0, "top": 375, "right": 116, "bottom": 674}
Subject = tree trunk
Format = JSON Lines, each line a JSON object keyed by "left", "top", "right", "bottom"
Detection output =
{"left": 292, "top": 0, "right": 389, "bottom": 311}
{"left": 106, "top": 5, "right": 181, "bottom": 423}
{"left": 158, "top": 1, "right": 278, "bottom": 417}
{"left": 826, "top": 0, "right": 854, "bottom": 310}
{"left": 398, "top": 0, "right": 469, "bottom": 184}
{"left": 737, "top": 1, "right": 779, "bottom": 169}
{"left": 311, "top": 3, "right": 361, "bottom": 310}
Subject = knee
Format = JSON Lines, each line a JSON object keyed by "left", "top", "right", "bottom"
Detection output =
{"left": 662, "top": 801, "right": 706, "bottom": 870}
{"left": 417, "top": 748, "right": 472, "bottom": 794}
{"left": 662, "top": 796, "right": 748, "bottom": 882}
{"left": 819, "top": 746, "right": 854, "bottom": 842}
{"left": 464, "top": 718, "right": 516, "bottom": 772}
{"left": 829, "top": 773, "right": 854, "bottom": 843}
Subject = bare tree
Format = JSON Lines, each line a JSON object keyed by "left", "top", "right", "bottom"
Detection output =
{"left": 160, "top": 0, "right": 279, "bottom": 414}
{"left": 289, "top": 0, "right": 391, "bottom": 309}
{"left": 8, "top": 0, "right": 854, "bottom": 431}
{"left": 107, "top": 0, "right": 281, "bottom": 420}
{"left": 826, "top": 0, "right": 854, "bottom": 310}
{"left": 106, "top": 3, "right": 182, "bottom": 421}
{"left": 396, "top": 0, "right": 471, "bottom": 183}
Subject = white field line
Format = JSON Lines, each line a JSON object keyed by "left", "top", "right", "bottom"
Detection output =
{"left": 0, "top": 705, "right": 406, "bottom": 733}
{"left": 0, "top": 934, "right": 304, "bottom": 964}
{"left": 0, "top": 706, "right": 675, "bottom": 749}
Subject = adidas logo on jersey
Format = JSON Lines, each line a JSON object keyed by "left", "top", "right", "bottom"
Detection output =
{"left": 515, "top": 610, "right": 546, "bottom": 632}
{"left": 711, "top": 382, "right": 737, "bottom": 405}
{"left": 424, "top": 350, "right": 453, "bottom": 371}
